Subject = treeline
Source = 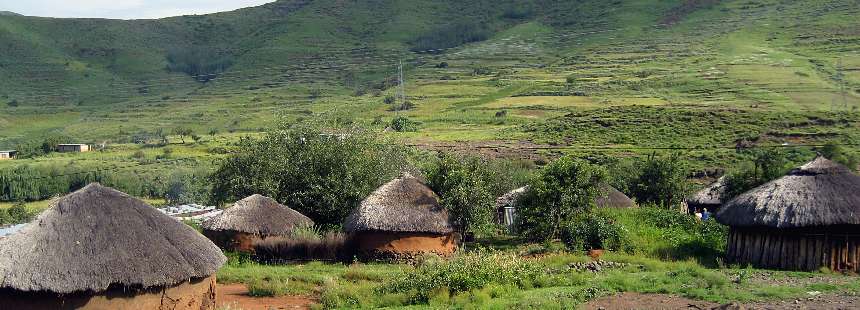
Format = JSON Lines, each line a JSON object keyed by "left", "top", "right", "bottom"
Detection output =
{"left": 410, "top": 22, "right": 492, "bottom": 52}
{"left": 0, "top": 164, "right": 210, "bottom": 205}
{"left": 166, "top": 47, "right": 234, "bottom": 82}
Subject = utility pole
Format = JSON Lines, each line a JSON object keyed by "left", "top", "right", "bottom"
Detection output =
{"left": 397, "top": 59, "right": 406, "bottom": 109}
{"left": 836, "top": 58, "right": 848, "bottom": 110}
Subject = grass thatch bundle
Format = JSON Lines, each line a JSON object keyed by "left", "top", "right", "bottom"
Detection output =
{"left": 344, "top": 173, "right": 453, "bottom": 234}
{"left": 716, "top": 157, "right": 860, "bottom": 228}
{"left": 0, "top": 183, "right": 226, "bottom": 294}
{"left": 254, "top": 232, "right": 351, "bottom": 262}
{"left": 202, "top": 194, "right": 313, "bottom": 236}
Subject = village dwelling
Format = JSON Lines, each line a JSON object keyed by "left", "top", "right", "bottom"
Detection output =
{"left": 0, "top": 150, "right": 16, "bottom": 160}
{"left": 57, "top": 143, "right": 90, "bottom": 153}
{"left": 0, "top": 183, "right": 226, "bottom": 310}
{"left": 495, "top": 185, "right": 636, "bottom": 232}
{"left": 595, "top": 185, "right": 637, "bottom": 209}
{"left": 716, "top": 157, "right": 860, "bottom": 272}
{"left": 202, "top": 194, "right": 313, "bottom": 253}
{"left": 687, "top": 176, "right": 727, "bottom": 215}
{"left": 344, "top": 173, "right": 456, "bottom": 260}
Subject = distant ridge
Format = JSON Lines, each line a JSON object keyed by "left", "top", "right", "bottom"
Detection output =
{"left": 0, "top": 11, "right": 21, "bottom": 16}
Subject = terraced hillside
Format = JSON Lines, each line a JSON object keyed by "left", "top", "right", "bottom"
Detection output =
{"left": 1, "top": 0, "right": 858, "bottom": 165}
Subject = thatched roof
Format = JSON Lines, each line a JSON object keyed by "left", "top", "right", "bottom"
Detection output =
{"left": 202, "top": 195, "right": 313, "bottom": 236}
{"left": 344, "top": 174, "right": 453, "bottom": 234}
{"left": 716, "top": 157, "right": 860, "bottom": 228}
{"left": 495, "top": 186, "right": 528, "bottom": 209}
{"left": 688, "top": 176, "right": 727, "bottom": 207}
{"left": 596, "top": 185, "right": 636, "bottom": 209}
{"left": 495, "top": 185, "right": 635, "bottom": 209}
{"left": 0, "top": 183, "right": 226, "bottom": 294}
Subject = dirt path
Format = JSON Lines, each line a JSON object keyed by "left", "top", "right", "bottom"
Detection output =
{"left": 582, "top": 292, "right": 860, "bottom": 310}
{"left": 217, "top": 284, "right": 316, "bottom": 310}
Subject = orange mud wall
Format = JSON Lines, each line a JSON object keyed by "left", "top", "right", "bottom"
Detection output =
{"left": 354, "top": 231, "right": 457, "bottom": 257}
{"left": 0, "top": 276, "right": 217, "bottom": 310}
{"left": 203, "top": 230, "right": 263, "bottom": 253}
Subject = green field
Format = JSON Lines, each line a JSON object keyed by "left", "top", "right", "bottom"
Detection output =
{"left": 0, "top": 0, "right": 857, "bottom": 163}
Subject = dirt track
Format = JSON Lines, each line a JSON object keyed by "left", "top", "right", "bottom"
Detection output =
{"left": 217, "top": 284, "right": 315, "bottom": 310}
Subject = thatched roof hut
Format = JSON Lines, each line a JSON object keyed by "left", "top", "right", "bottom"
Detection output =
{"left": 202, "top": 194, "right": 313, "bottom": 252}
{"left": 0, "top": 183, "right": 225, "bottom": 309}
{"left": 495, "top": 185, "right": 635, "bottom": 210}
{"left": 716, "top": 157, "right": 860, "bottom": 272}
{"left": 344, "top": 173, "right": 455, "bottom": 260}
{"left": 595, "top": 185, "right": 636, "bottom": 209}
{"left": 687, "top": 176, "right": 727, "bottom": 213}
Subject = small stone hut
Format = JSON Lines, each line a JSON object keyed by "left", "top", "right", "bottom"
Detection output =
{"left": 0, "top": 183, "right": 226, "bottom": 310}
{"left": 202, "top": 194, "right": 313, "bottom": 253}
{"left": 687, "top": 176, "right": 727, "bottom": 214}
{"left": 344, "top": 173, "right": 456, "bottom": 260}
{"left": 716, "top": 157, "right": 860, "bottom": 272}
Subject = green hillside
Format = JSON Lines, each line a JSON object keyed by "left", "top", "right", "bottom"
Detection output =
{"left": 1, "top": 0, "right": 858, "bottom": 165}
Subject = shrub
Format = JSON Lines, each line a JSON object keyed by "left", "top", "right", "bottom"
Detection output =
{"left": 388, "top": 116, "right": 420, "bottom": 132}
{"left": 380, "top": 251, "right": 544, "bottom": 302}
{"left": 383, "top": 95, "right": 396, "bottom": 105}
{"left": 424, "top": 154, "right": 499, "bottom": 235}
{"left": 209, "top": 125, "right": 408, "bottom": 228}
{"left": 254, "top": 232, "right": 353, "bottom": 263}
{"left": 7, "top": 202, "right": 33, "bottom": 224}
{"left": 517, "top": 156, "right": 608, "bottom": 240}
{"left": 629, "top": 153, "right": 690, "bottom": 208}
{"left": 563, "top": 212, "right": 629, "bottom": 251}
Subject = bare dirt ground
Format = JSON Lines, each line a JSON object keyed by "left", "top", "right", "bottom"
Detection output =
{"left": 582, "top": 292, "right": 860, "bottom": 310}
{"left": 217, "top": 284, "right": 316, "bottom": 310}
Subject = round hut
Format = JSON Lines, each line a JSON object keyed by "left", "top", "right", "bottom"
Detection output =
{"left": 687, "top": 176, "right": 727, "bottom": 214}
{"left": 0, "top": 183, "right": 226, "bottom": 309}
{"left": 595, "top": 185, "right": 636, "bottom": 209}
{"left": 202, "top": 194, "right": 313, "bottom": 253}
{"left": 716, "top": 157, "right": 860, "bottom": 272}
{"left": 344, "top": 173, "right": 455, "bottom": 260}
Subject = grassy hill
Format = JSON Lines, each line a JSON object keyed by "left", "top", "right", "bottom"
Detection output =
{"left": 0, "top": 0, "right": 858, "bottom": 167}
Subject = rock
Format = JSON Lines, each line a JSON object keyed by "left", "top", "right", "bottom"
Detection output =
{"left": 712, "top": 302, "right": 744, "bottom": 310}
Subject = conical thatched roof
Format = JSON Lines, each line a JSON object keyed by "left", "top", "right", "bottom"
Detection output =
{"left": 0, "top": 183, "right": 226, "bottom": 294}
{"left": 596, "top": 185, "right": 636, "bottom": 209}
{"left": 202, "top": 194, "right": 313, "bottom": 236}
{"left": 344, "top": 174, "right": 453, "bottom": 234}
{"left": 716, "top": 157, "right": 860, "bottom": 228}
{"left": 688, "top": 176, "right": 727, "bottom": 206}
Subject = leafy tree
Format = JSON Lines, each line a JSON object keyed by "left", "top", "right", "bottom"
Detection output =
{"left": 172, "top": 127, "right": 193, "bottom": 144}
{"left": 820, "top": 142, "right": 859, "bottom": 170}
{"left": 518, "top": 156, "right": 607, "bottom": 240}
{"left": 424, "top": 154, "right": 499, "bottom": 235}
{"left": 209, "top": 125, "right": 408, "bottom": 228}
{"left": 630, "top": 153, "right": 690, "bottom": 208}
{"left": 724, "top": 148, "right": 791, "bottom": 198}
